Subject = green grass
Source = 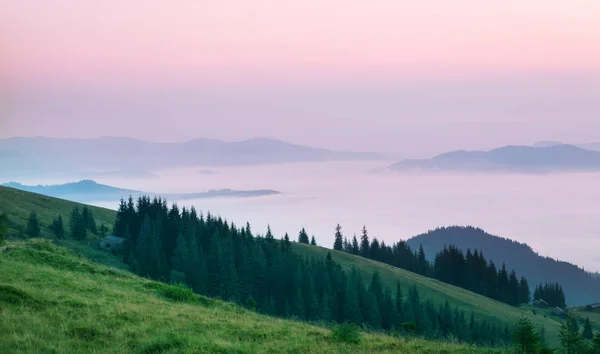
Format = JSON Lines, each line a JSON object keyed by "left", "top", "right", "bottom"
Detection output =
{"left": 0, "top": 239, "right": 507, "bottom": 353}
{"left": 291, "top": 243, "right": 568, "bottom": 347}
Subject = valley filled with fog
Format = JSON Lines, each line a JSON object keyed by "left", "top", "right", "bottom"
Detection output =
{"left": 22, "top": 160, "right": 599, "bottom": 272}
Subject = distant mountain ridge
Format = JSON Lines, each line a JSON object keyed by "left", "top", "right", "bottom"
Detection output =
{"left": 533, "top": 140, "right": 600, "bottom": 151}
{"left": 0, "top": 136, "right": 384, "bottom": 178}
{"left": 389, "top": 144, "right": 600, "bottom": 173}
{"left": 2, "top": 180, "right": 280, "bottom": 203}
{"left": 406, "top": 226, "right": 600, "bottom": 306}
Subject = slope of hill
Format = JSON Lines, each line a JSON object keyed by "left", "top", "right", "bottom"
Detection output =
{"left": 0, "top": 240, "right": 503, "bottom": 353}
{"left": 291, "top": 243, "right": 564, "bottom": 347}
{"left": 406, "top": 226, "right": 600, "bottom": 306}
{"left": 2, "top": 180, "right": 280, "bottom": 203}
{"left": 0, "top": 136, "right": 383, "bottom": 178}
{"left": 389, "top": 144, "right": 600, "bottom": 173}
{"left": 0, "top": 186, "right": 581, "bottom": 348}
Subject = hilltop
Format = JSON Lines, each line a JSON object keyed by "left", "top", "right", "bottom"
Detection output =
{"left": 389, "top": 144, "right": 600, "bottom": 173}
{"left": 406, "top": 226, "right": 600, "bottom": 306}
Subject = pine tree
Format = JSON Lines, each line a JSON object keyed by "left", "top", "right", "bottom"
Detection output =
{"left": 70, "top": 206, "right": 87, "bottom": 240}
{"left": 281, "top": 233, "right": 291, "bottom": 252}
{"left": 559, "top": 316, "right": 584, "bottom": 354}
{"left": 265, "top": 224, "right": 274, "bottom": 241}
{"left": 310, "top": 236, "right": 317, "bottom": 246}
{"left": 351, "top": 235, "right": 359, "bottom": 255}
{"left": 26, "top": 211, "right": 40, "bottom": 238}
{"left": 49, "top": 215, "right": 65, "bottom": 239}
{"left": 82, "top": 206, "right": 97, "bottom": 234}
{"left": 333, "top": 224, "right": 343, "bottom": 250}
{"left": 582, "top": 317, "right": 594, "bottom": 340}
{"left": 359, "top": 226, "right": 369, "bottom": 258}
{"left": 298, "top": 227, "right": 309, "bottom": 244}
{"left": 512, "top": 316, "right": 540, "bottom": 353}
{"left": 0, "top": 212, "right": 8, "bottom": 245}
{"left": 171, "top": 233, "right": 189, "bottom": 283}
{"left": 518, "top": 277, "right": 530, "bottom": 304}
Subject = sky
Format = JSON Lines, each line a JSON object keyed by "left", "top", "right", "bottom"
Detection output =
{"left": 1, "top": 0, "right": 600, "bottom": 156}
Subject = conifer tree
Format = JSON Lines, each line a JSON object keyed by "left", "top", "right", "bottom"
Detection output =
{"left": 281, "top": 233, "right": 291, "bottom": 252}
{"left": 512, "top": 316, "right": 540, "bottom": 353}
{"left": 297, "top": 227, "right": 309, "bottom": 244}
{"left": 310, "top": 236, "right": 317, "bottom": 246}
{"left": 26, "top": 211, "right": 40, "bottom": 238}
{"left": 333, "top": 223, "right": 344, "bottom": 250}
{"left": 171, "top": 233, "right": 189, "bottom": 283}
{"left": 265, "top": 224, "right": 274, "bottom": 241}
{"left": 559, "top": 316, "right": 584, "bottom": 354}
{"left": 582, "top": 317, "right": 594, "bottom": 340}
{"left": 0, "top": 212, "right": 8, "bottom": 245}
{"left": 81, "top": 206, "right": 97, "bottom": 234}
{"left": 70, "top": 206, "right": 87, "bottom": 240}
{"left": 518, "top": 277, "right": 530, "bottom": 304}
{"left": 351, "top": 235, "right": 359, "bottom": 255}
{"left": 359, "top": 226, "right": 369, "bottom": 258}
{"left": 49, "top": 215, "right": 65, "bottom": 239}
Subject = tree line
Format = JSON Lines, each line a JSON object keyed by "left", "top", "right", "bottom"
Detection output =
{"left": 110, "top": 196, "right": 510, "bottom": 346}
{"left": 533, "top": 283, "right": 567, "bottom": 308}
{"left": 23, "top": 206, "right": 109, "bottom": 240}
{"left": 333, "top": 224, "right": 565, "bottom": 308}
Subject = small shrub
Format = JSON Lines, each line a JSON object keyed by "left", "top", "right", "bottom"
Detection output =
{"left": 331, "top": 323, "right": 361, "bottom": 344}
{"left": 158, "top": 283, "right": 198, "bottom": 303}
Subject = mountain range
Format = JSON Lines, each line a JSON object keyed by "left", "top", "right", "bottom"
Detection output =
{"left": 406, "top": 226, "right": 600, "bottom": 306}
{"left": 1, "top": 180, "right": 280, "bottom": 203}
{"left": 0, "top": 136, "right": 384, "bottom": 179}
{"left": 389, "top": 144, "right": 600, "bottom": 173}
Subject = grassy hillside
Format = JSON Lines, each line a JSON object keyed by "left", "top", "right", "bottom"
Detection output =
{"left": 0, "top": 239, "right": 505, "bottom": 353}
{"left": 291, "top": 243, "right": 566, "bottom": 347}
{"left": 0, "top": 185, "right": 583, "bottom": 348}
{"left": 0, "top": 185, "right": 116, "bottom": 238}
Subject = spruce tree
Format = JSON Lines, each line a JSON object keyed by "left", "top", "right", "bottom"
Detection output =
{"left": 281, "top": 233, "right": 291, "bottom": 252}
{"left": 298, "top": 227, "right": 309, "bottom": 244}
{"left": 171, "top": 233, "right": 189, "bottom": 283}
{"left": 0, "top": 212, "right": 8, "bottom": 245}
{"left": 265, "top": 224, "right": 274, "bottom": 241}
{"left": 310, "top": 236, "right": 317, "bottom": 246}
{"left": 351, "top": 235, "right": 359, "bottom": 255}
{"left": 82, "top": 206, "right": 97, "bottom": 234}
{"left": 512, "top": 316, "right": 540, "bottom": 353}
{"left": 49, "top": 215, "right": 65, "bottom": 239}
{"left": 333, "top": 223, "right": 343, "bottom": 250}
{"left": 359, "top": 226, "right": 369, "bottom": 258}
{"left": 70, "top": 206, "right": 87, "bottom": 240}
{"left": 559, "top": 316, "right": 584, "bottom": 354}
{"left": 26, "top": 211, "right": 40, "bottom": 238}
{"left": 582, "top": 317, "right": 594, "bottom": 340}
{"left": 518, "top": 277, "right": 530, "bottom": 304}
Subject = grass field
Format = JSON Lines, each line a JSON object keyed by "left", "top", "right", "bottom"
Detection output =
{"left": 0, "top": 239, "right": 508, "bottom": 353}
{"left": 0, "top": 185, "right": 588, "bottom": 348}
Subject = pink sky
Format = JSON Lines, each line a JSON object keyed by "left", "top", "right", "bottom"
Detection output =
{"left": 2, "top": 0, "right": 600, "bottom": 88}
{"left": 1, "top": 1, "right": 599, "bottom": 154}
